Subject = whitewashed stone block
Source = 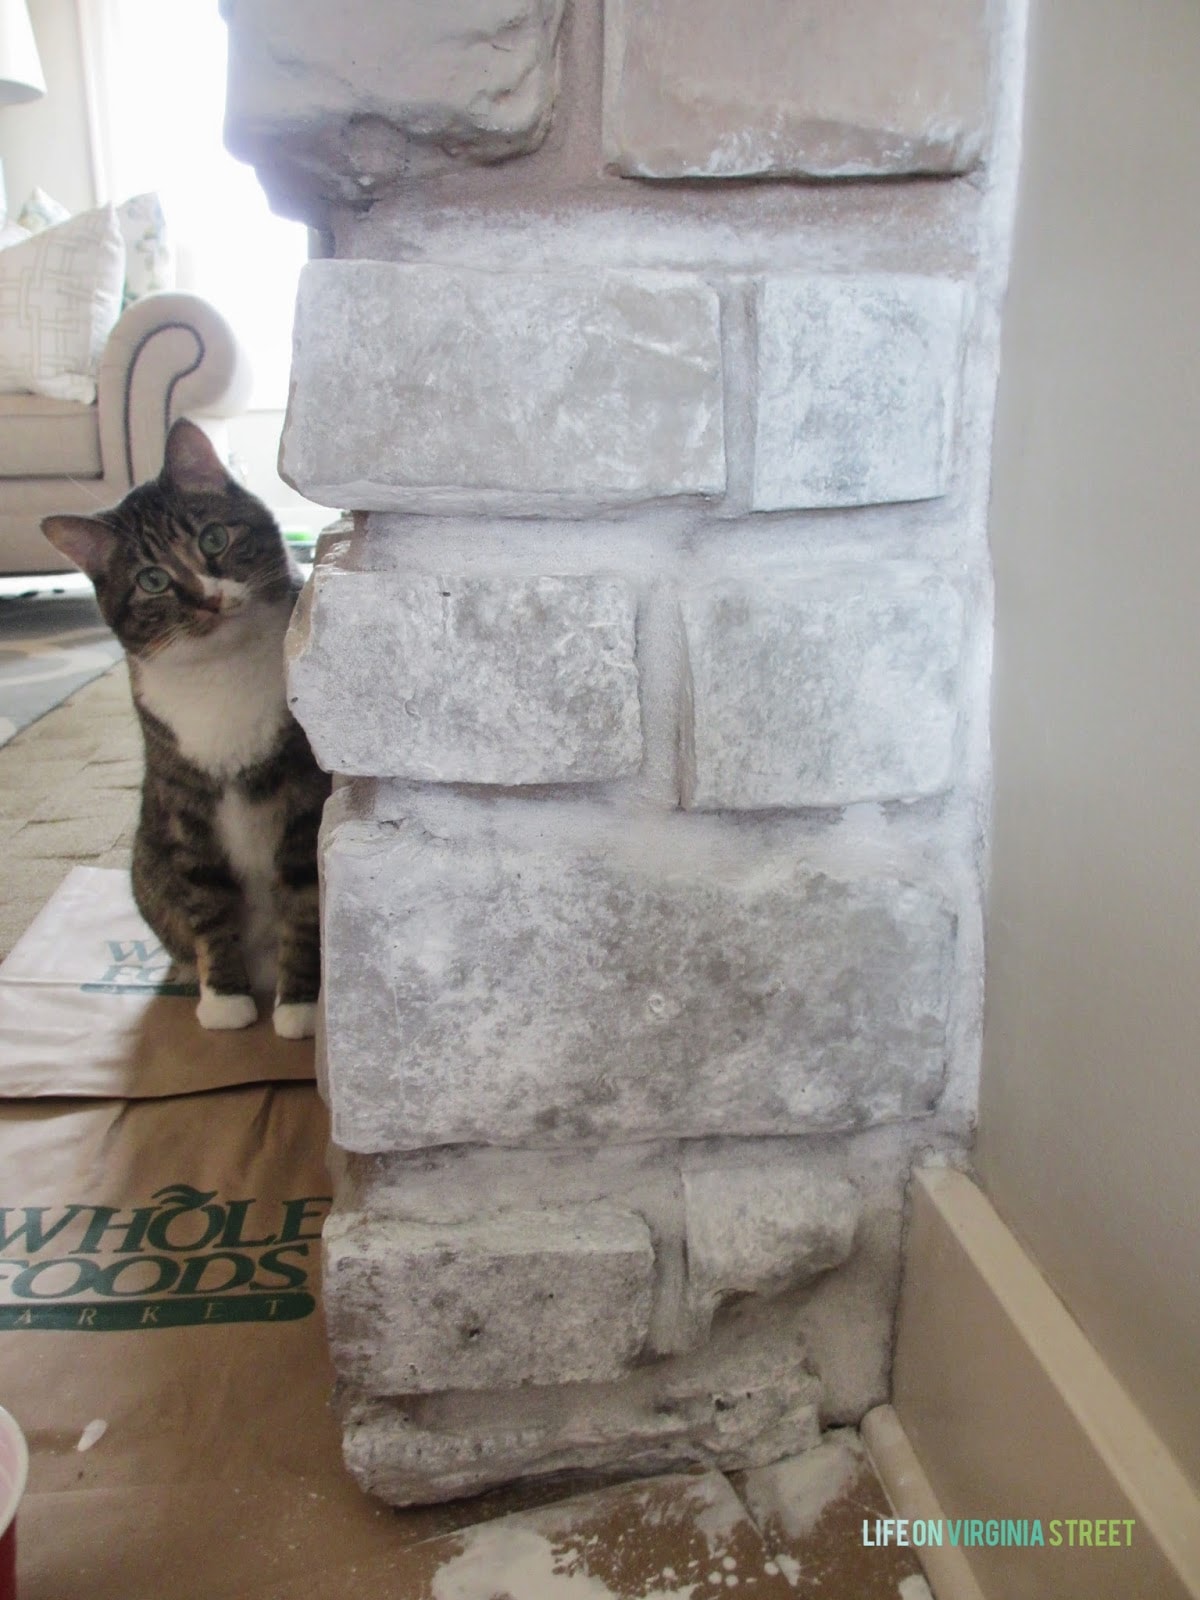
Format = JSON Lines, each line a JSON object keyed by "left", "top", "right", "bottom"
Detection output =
{"left": 320, "top": 793, "right": 956, "bottom": 1152}
{"left": 282, "top": 263, "right": 726, "bottom": 514}
{"left": 753, "top": 276, "right": 967, "bottom": 509}
{"left": 222, "top": 0, "right": 566, "bottom": 212}
{"left": 287, "top": 565, "right": 642, "bottom": 783}
{"left": 340, "top": 1340, "right": 821, "bottom": 1504}
{"left": 682, "top": 571, "right": 964, "bottom": 809}
{"left": 324, "top": 1206, "right": 654, "bottom": 1394}
{"left": 604, "top": 0, "right": 988, "bottom": 179}
{"left": 682, "top": 1164, "right": 860, "bottom": 1341}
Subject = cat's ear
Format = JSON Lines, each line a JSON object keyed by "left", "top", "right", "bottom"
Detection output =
{"left": 161, "top": 418, "right": 230, "bottom": 495}
{"left": 41, "top": 515, "right": 117, "bottom": 580}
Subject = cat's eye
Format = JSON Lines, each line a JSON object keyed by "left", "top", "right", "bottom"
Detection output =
{"left": 198, "top": 523, "right": 229, "bottom": 556}
{"left": 136, "top": 567, "right": 171, "bottom": 595}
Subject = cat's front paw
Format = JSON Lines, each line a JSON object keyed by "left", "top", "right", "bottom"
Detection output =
{"left": 273, "top": 1001, "right": 317, "bottom": 1040}
{"left": 197, "top": 989, "right": 257, "bottom": 1030}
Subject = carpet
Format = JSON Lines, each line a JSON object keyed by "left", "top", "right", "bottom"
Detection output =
{"left": 0, "top": 583, "right": 122, "bottom": 749}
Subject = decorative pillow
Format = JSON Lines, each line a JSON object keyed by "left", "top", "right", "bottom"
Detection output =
{"left": 0, "top": 205, "right": 126, "bottom": 404}
{"left": 16, "top": 185, "right": 70, "bottom": 235}
{"left": 0, "top": 221, "right": 31, "bottom": 250}
{"left": 116, "top": 192, "right": 175, "bottom": 306}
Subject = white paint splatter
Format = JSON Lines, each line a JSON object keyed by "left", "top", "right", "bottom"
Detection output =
{"left": 76, "top": 1419, "right": 107, "bottom": 1453}
{"left": 430, "top": 1523, "right": 696, "bottom": 1600}
{"left": 692, "top": 1476, "right": 747, "bottom": 1549}
{"left": 743, "top": 1431, "right": 865, "bottom": 1541}
{"left": 774, "top": 1553, "right": 801, "bottom": 1588}
{"left": 898, "top": 1577, "right": 935, "bottom": 1600}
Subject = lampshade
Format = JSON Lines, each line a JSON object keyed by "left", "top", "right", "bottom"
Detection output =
{"left": 0, "top": 0, "right": 45, "bottom": 106}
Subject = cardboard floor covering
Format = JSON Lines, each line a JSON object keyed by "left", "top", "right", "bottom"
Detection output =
{"left": 0, "top": 869, "right": 314, "bottom": 1098}
{"left": 0, "top": 871, "right": 927, "bottom": 1598}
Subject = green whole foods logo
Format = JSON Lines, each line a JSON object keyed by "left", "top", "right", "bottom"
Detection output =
{"left": 0, "top": 1184, "right": 330, "bottom": 1330}
{"left": 81, "top": 937, "right": 199, "bottom": 996}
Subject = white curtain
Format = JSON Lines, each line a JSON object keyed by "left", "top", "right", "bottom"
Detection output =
{"left": 77, "top": 0, "right": 305, "bottom": 410}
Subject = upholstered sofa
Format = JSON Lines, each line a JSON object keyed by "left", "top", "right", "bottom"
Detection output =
{"left": 0, "top": 291, "right": 251, "bottom": 574}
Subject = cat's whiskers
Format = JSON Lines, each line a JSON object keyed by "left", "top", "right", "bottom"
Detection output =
{"left": 139, "top": 624, "right": 189, "bottom": 661}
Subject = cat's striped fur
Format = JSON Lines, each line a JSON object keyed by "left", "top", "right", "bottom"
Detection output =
{"left": 42, "top": 419, "right": 330, "bottom": 1037}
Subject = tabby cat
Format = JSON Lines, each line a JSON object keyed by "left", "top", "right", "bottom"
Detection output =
{"left": 42, "top": 418, "right": 330, "bottom": 1038}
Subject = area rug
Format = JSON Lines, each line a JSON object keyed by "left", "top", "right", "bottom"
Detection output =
{"left": 0, "top": 588, "right": 122, "bottom": 748}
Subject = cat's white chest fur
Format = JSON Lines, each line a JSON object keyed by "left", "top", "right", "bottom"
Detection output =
{"left": 135, "top": 601, "right": 291, "bottom": 777}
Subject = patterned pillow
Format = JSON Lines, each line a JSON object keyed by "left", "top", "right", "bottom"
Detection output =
{"left": 15, "top": 185, "right": 70, "bottom": 234}
{"left": 0, "top": 206, "right": 126, "bottom": 404}
{"left": 116, "top": 192, "right": 175, "bottom": 307}
{"left": 9, "top": 188, "right": 175, "bottom": 308}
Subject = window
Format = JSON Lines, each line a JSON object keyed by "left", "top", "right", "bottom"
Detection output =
{"left": 80, "top": 0, "right": 306, "bottom": 411}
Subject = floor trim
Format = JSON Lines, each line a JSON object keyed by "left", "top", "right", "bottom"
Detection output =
{"left": 884, "top": 1167, "right": 1200, "bottom": 1600}
{"left": 863, "top": 1404, "right": 988, "bottom": 1600}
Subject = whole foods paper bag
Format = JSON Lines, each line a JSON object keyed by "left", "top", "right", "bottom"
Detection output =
{"left": 0, "top": 1085, "right": 471, "bottom": 1600}
{"left": 0, "top": 867, "right": 314, "bottom": 1097}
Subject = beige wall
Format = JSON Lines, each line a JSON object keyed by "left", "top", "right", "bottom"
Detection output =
{"left": 979, "top": 0, "right": 1200, "bottom": 1487}
{"left": 0, "top": 0, "right": 93, "bottom": 215}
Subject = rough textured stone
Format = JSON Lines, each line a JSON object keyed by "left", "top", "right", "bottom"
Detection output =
{"left": 682, "top": 1163, "right": 861, "bottom": 1342}
{"left": 282, "top": 262, "right": 726, "bottom": 514}
{"left": 320, "top": 792, "right": 956, "bottom": 1152}
{"left": 337, "top": 1126, "right": 909, "bottom": 1389}
{"left": 753, "top": 275, "right": 967, "bottom": 510}
{"left": 682, "top": 571, "right": 965, "bottom": 809}
{"left": 324, "top": 1205, "right": 654, "bottom": 1394}
{"left": 222, "top": 0, "right": 566, "bottom": 215}
{"left": 340, "top": 1337, "right": 821, "bottom": 1505}
{"left": 287, "top": 564, "right": 642, "bottom": 783}
{"left": 604, "top": 0, "right": 989, "bottom": 180}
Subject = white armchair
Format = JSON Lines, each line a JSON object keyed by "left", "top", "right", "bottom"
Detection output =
{"left": 0, "top": 291, "right": 252, "bottom": 573}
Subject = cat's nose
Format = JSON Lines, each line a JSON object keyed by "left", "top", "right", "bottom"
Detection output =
{"left": 196, "top": 594, "right": 222, "bottom": 614}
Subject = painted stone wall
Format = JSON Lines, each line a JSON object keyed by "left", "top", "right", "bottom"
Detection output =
{"left": 223, "top": 0, "right": 1028, "bottom": 1505}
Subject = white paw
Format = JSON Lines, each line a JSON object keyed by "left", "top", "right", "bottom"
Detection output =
{"left": 196, "top": 989, "right": 257, "bottom": 1030}
{"left": 273, "top": 1001, "right": 317, "bottom": 1040}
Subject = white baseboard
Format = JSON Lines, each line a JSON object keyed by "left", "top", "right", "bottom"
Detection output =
{"left": 877, "top": 1168, "right": 1200, "bottom": 1600}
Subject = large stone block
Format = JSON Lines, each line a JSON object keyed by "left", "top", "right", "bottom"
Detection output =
{"left": 340, "top": 1336, "right": 821, "bottom": 1504}
{"left": 604, "top": 0, "right": 989, "bottom": 179}
{"left": 324, "top": 1205, "right": 654, "bottom": 1394}
{"left": 682, "top": 570, "right": 964, "bottom": 809}
{"left": 222, "top": 0, "right": 565, "bottom": 214}
{"left": 753, "top": 275, "right": 968, "bottom": 509}
{"left": 682, "top": 1163, "right": 860, "bottom": 1343}
{"left": 282, "top": 263, "right": 726, "bottom": 514}
{"left": 287, "top": 561, "right": 642, "bottom": 783}
{"left": 320, "top": 793, "right": 956, "bottom": 1152}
